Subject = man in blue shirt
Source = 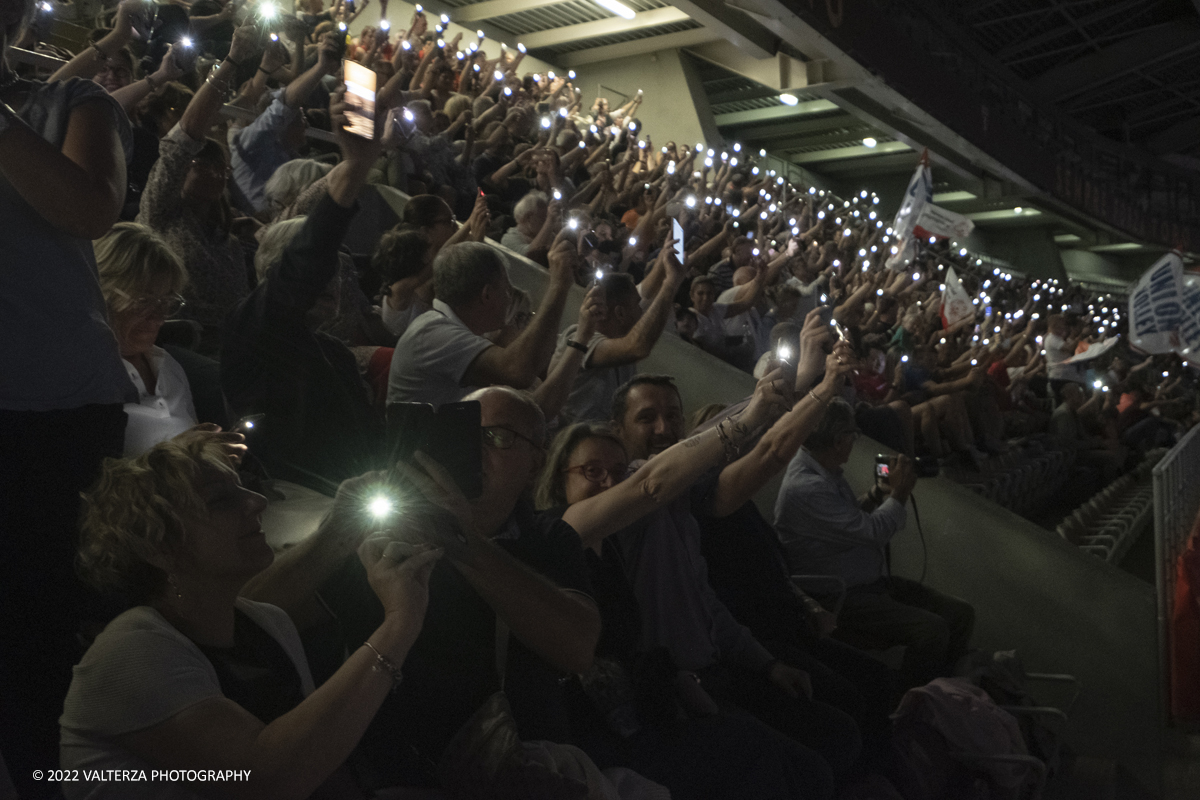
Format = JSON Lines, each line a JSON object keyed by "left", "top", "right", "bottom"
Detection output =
{"left": 775, "top": 398, "right": 975, "bottom": 689}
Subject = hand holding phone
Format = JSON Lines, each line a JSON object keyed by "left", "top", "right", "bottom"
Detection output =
{"left": 671, "top": 218, "right": 685, "bottom": 265}
{"left": 342, "top": 60, "right": 378, "bottom": 139}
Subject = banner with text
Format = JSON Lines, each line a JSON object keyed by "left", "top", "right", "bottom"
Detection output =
{"left": 913, "top": 203, "right": 975, "bottom": 241}
{"left": 1128, "top": 253, "right": 1185, "bottom": 354}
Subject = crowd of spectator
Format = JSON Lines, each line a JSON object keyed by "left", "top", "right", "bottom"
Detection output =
{"left": 4, "top": 0, "right": 1200, "bottom": 797}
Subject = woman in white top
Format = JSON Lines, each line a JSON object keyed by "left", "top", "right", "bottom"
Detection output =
{"left": 62, "top": 429, "right": 442, "bottom": 799}
{"left": 373, "top": 226, "right": 434, "bottom": 338}
{"left": 95, "top": 223, "right": 200, "bottom": 456}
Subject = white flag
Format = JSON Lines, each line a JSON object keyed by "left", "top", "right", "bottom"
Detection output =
{"left": 913, "top": 203, "right": 974, "bottom": 240}
{"left": 940, "top": 266, "right": 974, "bottom": 328}
{"left": 1128, "top": 253, "right": 1185, "bottom": 354}
{"left": 885, "top": 153, "right": 932, "bottom": 271}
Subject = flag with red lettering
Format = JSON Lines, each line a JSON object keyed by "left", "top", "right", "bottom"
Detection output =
{"left": 940, "top": 266, "right": 974, "bottom": 328}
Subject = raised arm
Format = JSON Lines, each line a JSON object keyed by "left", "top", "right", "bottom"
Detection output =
{"left": 562, "top": 375, "right": 786, "bottom": 550}
{"left": 0, "top": 83, "right": 125, "bottom": 238}
{"left": 709, "top": 344, "right": 855, "bottom": 517}
{"left": 462, "top": 238, "right": 574, "bottom": 389}
{"left": 49, "top": 0, "right": 140, "bottom": 83}
{"left": 122, "top": 473, "right": 442, "bottom": 800}
{"left": 534, "top": 286, "right": 604, "bottom": 421}
{"left": 590, "top": 245, "right": 687, "bottom": 368}
{"left": 109, "top": 44, "right": 186, "bottom": 112}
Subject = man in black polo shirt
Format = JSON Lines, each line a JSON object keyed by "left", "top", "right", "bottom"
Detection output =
{"left": 243, "top": 386, "right": 600, "bottom": 788}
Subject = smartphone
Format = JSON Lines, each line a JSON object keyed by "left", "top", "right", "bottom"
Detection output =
{"left": 385, "top": 401, "right": 482, "bottom": 499}
{"left": 234, "top": 413, "right": 265, "bottom": 432}
{"left": 817, "top": 305, "right": 834, "bottom": 328}
{"left": 391, "top": 106, "right": 417, "bottom": 140}
{"left": 875, "top": 454, "right": 891, "bottom": 481}
{"left": 671, "top": 218, "right": 685, "bottom": 264}
{"left": 342, "top": 60, "right": 377, "bottom": 139}
{"left": 832, "top": 319, "right": 850, "bottom": 342}
{"left": 776, "top": 330, "right": 799, "bottom": 390}
{"left": 171, "top": 37, "right": 199, "bottom": 72}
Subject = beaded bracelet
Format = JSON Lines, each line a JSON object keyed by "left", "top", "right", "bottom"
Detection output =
{"left": 363, "top": 641, "right": 403, "bottom": 691}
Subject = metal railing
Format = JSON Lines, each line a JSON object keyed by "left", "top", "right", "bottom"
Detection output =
{"left": 1153, "top": 423, "right": 1200, "bottom": 725}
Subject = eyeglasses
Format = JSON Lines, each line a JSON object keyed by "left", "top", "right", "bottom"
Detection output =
{"left": 482, "top": 425, "right": 540, "bottom": 450}
{"left": 563, "top": 463, "right": 625, "bottom": 485}
{"left": 127, "top": 293, "right": 186, "bottom": 317}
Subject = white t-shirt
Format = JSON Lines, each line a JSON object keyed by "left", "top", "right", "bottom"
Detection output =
{"left": 550, "top": 326, "right": 637, "bottom": 427}
{"left": 122, "top": 347, "right": 198, "bottom": 456}
{"left": 379, "top": 294, "right": 432, "bottom": 338}
{"left": 59, "top": 599, "right": 313, "bottom": 800}
{"left": 387, "top": 299, "right": 494, "bottom": 407}
{"left": 1046, "top": 333, "right": 1084, "bottom": 383}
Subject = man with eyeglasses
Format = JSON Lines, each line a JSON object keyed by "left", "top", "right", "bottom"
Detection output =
{"left": 244, "top": 386, "right": 601, "bottom": 788}
{"left": 387, "top": 237, "right": 575, "bottom": 408}
{"left": 774, "top": 398, "right": 975, "bottom": 690}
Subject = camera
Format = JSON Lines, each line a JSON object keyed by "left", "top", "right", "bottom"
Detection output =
{"left": 876, "top": 453, "right": 940, "bottom": 480}
{"left": 874, "top": 454, "right": 890, "bottom": 481}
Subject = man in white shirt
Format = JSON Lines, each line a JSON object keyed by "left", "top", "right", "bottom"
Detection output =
{"left": 387, "top": 241, "right": 573, "bottom": 408}
{"left": 1045, "top": 314, "right": 1085, "bottom": 401}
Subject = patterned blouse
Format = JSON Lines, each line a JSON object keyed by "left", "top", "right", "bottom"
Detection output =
{"left": 137, "top": 125, "right": 248, "bottom": 329}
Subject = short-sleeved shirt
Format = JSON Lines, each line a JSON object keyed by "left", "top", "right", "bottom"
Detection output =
{"left": 1, "top": 78, "right": 134, "bottom": 411}
{"left": 549, "top": 325, "right": 636, "bottom": 426}
{"left": 317, "top": 502, "right": 593, "bottom": 787}
{"left": 691, "top": 304, "right": 729, "bottom": 352}
{"left": 59, "top": 599, "right": 313, "bottom": 800}
{"left": 386, "top": 299, "right": 493, "bottom": 406}
{"left": 122, "top": 346, "right": 198, "bottom": 456}
{"left": 379, "top": 294, "right": 431, "bottom": 338}
{"left": 1046, "top": 333, "right": 1084, "bottom": 383}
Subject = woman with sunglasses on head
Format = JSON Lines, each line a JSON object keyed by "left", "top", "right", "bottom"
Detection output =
{"left": 96, "top": 223, "right": 201, "bottom": 456}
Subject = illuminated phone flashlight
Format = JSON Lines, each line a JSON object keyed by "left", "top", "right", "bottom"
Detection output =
{"left": 577, "top": 140, "right": 585, "bottom": 148}
{"left": 729, "top": 156, "right": 738, "bottom": 167}
{"left": 666, "top": 161, "right": 676, "bottom": 174}
{"left": 456, "top": 50, "right": 464, "bottom": 59}
{"left": 552, "top": 189, "right": 562, "bottom": 200}
{"left": 685, "top": 196, "right": 697, "bottom": 208}
{"left": 817, "top": 210, "right": 825, "bottom": 220}
{"left": 594, "top": 268, "right": 604, "bottom": 283}
{"left": 843, "top": 229, "right": 851, "bottom": 237}
{"left": 493, "top": 68, "right": 504, "bottom": 81}
{"left": 367, "top": 494, "right": 394, "bottom": 520}
{"left": 776, "top": 343, "right": 792, "bottom": 363}
{"left": 477, "top": 29, "right": 485, "bottom": 38}
{"left": 517, "top": 42, "right": 526, "bottom": 53}
{"left": 609, "top": 125, "right": 620, "bottom": 135}
{"left": 469, "top": 41, "right": 478, "bottom": 51}
{"left": 39, "top": 0, "right": 51, "bottom": 10}
{"left": 540, "top": 116, "right": 551, "bottom": 129}
{"left": 403, "top": 108, "right": 415, "bottom": 122}
{"left": 473, "top": 63, "right": 480, "bottom": 71}
{"left": 415, "top": 3, "right": 423, "bottom": 10}
{"left": 338, "top": 21, "right": 347, "bottom": 32}
{"left": 401, "top": 39, "right": 411, "bottom": 49}
{"left": 568, "top": 70, "right": 576, "bottom": 79}
{"left": 704, "top": 157, "right": 713, "bottom": 167}
{"left": 751, "top": 167, "right": 759, "bottom": 175}
{"left": 380, "top": 19, "right": 391, "bottom": 31}
{"left": 503, "top": 86, "right": 511, "bottom": 95}
{"left": 628, "top": 236, "right": 637, "bottom": 246}
{"left": 439, "top": 12, "right": 449, "bottom": 23}
{"left": 260, "top": 2, "right": 277, "bottom": 20}
{"left": 901, "top": 355, "right": 909, "bottom": 363}
{"left": 436, "top": 37, "right": 445, "bottom": 47}
{"left": 560, "top": 107, "right": 568, "bottom": 118}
